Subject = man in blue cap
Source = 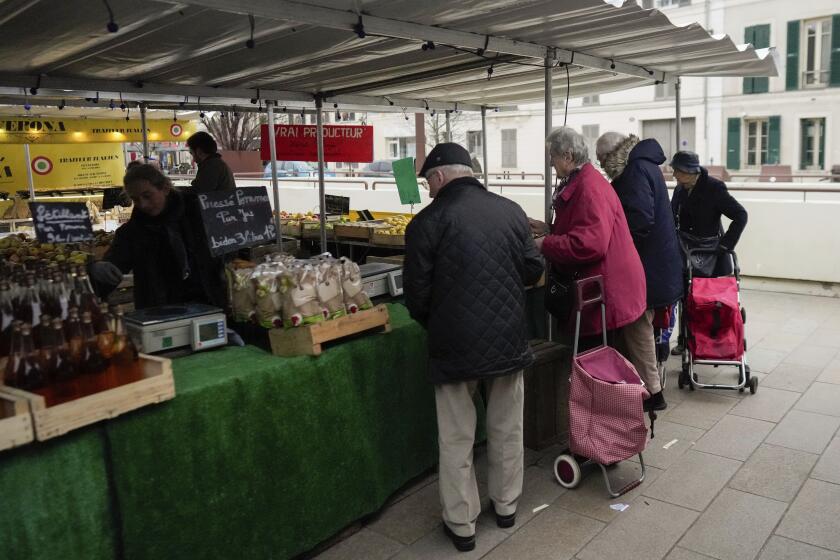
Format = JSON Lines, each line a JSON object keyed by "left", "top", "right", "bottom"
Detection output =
{"left": 404, "top": 142, "right": 543, "bottom": 552}
{"left": 670, "top": 150, "right": 748, "bottom": 354}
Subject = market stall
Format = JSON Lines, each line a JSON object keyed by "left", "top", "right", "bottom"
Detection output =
{"left": 0, "top": 1, "right": 778, "bottom": 559}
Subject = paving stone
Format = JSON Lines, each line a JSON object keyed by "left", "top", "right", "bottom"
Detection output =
{"left": 627, "top": 421, "right": 705, "bottom": 470}
{"left": 643, "top": 450, "right": 742, "bottom": 511}
{"left": 762, "top": 363, "right": 823, "bottom": 393}
{"left": 758, "top": 536, "right": 840, "bottom": 560}
{"left": 553, "top": 462, "right": 663, "bottom": 523}
{"left": 783, "top": 345, "right": 840, "bottom": 370}
{"left": 809, "top": 330, "right": 840, "bottom": 349}
{"left": 666, "top": 548, "right": 718, "bottom": 560}
{"left": 680, "top": 489, "right": 787, "bottom": 560}
{"left": 818, "top": 360, "right": 840, "bottom": 385}
{"left": 482, "top": 505, "right": 603, "bottom": 560}
{"left": 367, "top": 482, "right": 444, "bottom": 545}
{"left": 754, "top": 332, "right": 808, "bottom": 354}
{"left": 477, "top": 465, "right": 566, "bottom": 534}
{"left": 313, "top": 529, "right": 404, "bottom": 560}
{"left": 729, "top": 386, "right": 801, "bottom": 422}
{"left": 780, "top": 318, "right": 822, "bottom": 336}
{"left": 777, "top": 479, "right": 840, "bottom": 553}
{"left": 765, "top": 410, "right": 840, "bottom": 454}
{"left": 692, "top": 414, "right": 775, "bottom": 461}
{"left": 748, "top": 349, "right": 789, "bottom": 374}
{"left": 665, "top": 392, "right": 737, "bottom": 430}
{"left": 576, "top": 497, "right": 697, "bottom": 560}
{"left": 794, "top": 383, "right": 840, "bottom": 417}
{"left": 390, "top": 523, "right": 508, "bottom": 560}
{"left": 390, "top": 471, "right": 438, "bottom": 505}
{"left": 812, "top": 438, "right": 840, "bottom": 485}
{"left": 729, "top": 443, "right": 818, "bottom": 502}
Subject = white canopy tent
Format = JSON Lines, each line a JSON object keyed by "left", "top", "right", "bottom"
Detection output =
{"left": 0, "top": 0, "right": 778, "bottom": 249}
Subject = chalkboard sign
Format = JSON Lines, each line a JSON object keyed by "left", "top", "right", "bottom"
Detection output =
{"left": 197, "top": 186, "right": 277, "bottom": 256}
{"left": 28, "top": 202, "right": 94, "bottom": 244}
{"left": 325, "top": 194, "right": 350, "bottom": 215}
{"left": 102, "top": 187, "right": 129, "bottom": 210}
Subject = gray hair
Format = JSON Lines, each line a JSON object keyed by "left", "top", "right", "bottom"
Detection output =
{"left": 596, "top": 131, "right": 627, "bottom": 161}
{"left": 432, "top": 163, "right": 474, "bottom": 181}
{"left": 546, "top": 127, "right": 590, "bottom": 165}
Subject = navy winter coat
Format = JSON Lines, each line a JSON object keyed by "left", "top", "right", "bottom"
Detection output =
{"left": 608, "top": 138, "right": 683, "bottom": 309}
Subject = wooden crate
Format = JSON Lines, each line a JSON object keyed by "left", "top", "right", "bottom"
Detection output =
{"left": 1, "top": 354, "right": 175, "bottom": 442}
{"left": 334, "top": 222, "right": 386, "bottom": 240}
{"left": 371, "top": 232, "right": 405, "bottom": 246}
{"left": 0, "top": 390, "right": 34, "bottom": 452}
{"left": 269, "top": 304, "right": 391, "bottom": 356}
{"left": 523, "top": 340, "right": 571, "bottom": 450}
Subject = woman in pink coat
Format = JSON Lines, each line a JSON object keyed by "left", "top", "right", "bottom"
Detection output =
{"left": 532, "top": 127, "right": 664, "bottom": 410}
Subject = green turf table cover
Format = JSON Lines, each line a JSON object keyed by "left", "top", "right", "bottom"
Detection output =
{"left": 105, "top": 303, "right": 439, "bottom": 559}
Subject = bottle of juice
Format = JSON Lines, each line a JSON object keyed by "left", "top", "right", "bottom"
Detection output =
{"left": 50, "top": 317, "right": 79, "bottom": 404}
{"left": 111, "top": 305, "right": 142, "bottom": 384}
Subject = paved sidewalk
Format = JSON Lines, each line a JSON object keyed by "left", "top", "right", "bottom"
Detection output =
{"left": 313, "top": 290, "right": 840, "bottom": 560}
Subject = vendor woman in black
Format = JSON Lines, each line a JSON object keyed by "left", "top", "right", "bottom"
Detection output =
{"left": 90, "top": 164, "right": 226, "bottom": 310}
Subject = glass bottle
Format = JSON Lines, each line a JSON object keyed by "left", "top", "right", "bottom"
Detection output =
{"left": 3, "top": 321, "right": 22, "bottom": 387}
{"left": 17, "top": 324, "right": 49, "bottom": 399}
{"left": 80, "top": 311, "right": 108, "bottom": 394}
{"left": 95, "top": 303, "right": 116, "bottom": 390}
{"left": 111, "top": 305, "right": 142, "bottom": 384}
{"left": 50, "top": 317, "right": 79, "bottom": 404}
{"left": 32, "top": 313, "right": 52, "bottom": 349}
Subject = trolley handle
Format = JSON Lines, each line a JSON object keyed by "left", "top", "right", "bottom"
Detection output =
{"left": 574, "top": 275, "right": 605, "bottom": 311}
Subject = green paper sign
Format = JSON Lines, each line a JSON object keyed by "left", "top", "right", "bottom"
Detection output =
{"left": 392, "top": 157, "right": 422, "bottom": 205}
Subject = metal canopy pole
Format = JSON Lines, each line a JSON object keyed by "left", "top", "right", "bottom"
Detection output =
{"left": 139, "top": 103, "right": 150, "bottom": 162}
{"left": 481, "top": 106, "right": 488, "bottom": 188}
{"left": 445, "top": 110, "right": 451, "bottom": 142}
{"left": 675, "top": 76, "right": 682, "bottom": 154}
{"left": 266, "top": 100, "right": 282, "bottom": 245}
{"left": 544, "top": 55, "right": 553, "bottom": 341}
{"left": 23, "top": 144, "right": 35, "bottom": 200}
{"left": 315, "top": 97, "right": 328, "bottom": 253}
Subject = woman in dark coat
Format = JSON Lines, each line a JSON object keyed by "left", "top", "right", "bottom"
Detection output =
{"left": 90, "top": 164, "right": 226, "bottom": 310}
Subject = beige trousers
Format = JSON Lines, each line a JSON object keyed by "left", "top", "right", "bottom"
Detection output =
{"left": 616, "top": 309, "right": 661, "bottom": 394}
{"left": 434, "top": 371, "right": 524, "bottom": 537}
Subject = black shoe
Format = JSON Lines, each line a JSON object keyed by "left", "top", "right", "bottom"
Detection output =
{"left": 643, "top": 391, "right": 667, "bottom": 412}
{"left": 495, "top": 511, "right": 516, "bottom": 529}
{"left": 442, "top": 524, "right": 476, "bottom": 552}
{"left": 670, "top": 343, "right": 684, "bottom": 356}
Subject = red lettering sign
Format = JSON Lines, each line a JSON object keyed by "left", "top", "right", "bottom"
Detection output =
{"left": 259, "top": 124, "right": 374, "bottom": 163}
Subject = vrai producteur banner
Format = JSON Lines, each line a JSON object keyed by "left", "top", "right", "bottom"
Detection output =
{"left": 260, "top": 124, "right": 374, "bottom": 163}
{"left": 0, "top": 118, "right": 198, "bottom": 144}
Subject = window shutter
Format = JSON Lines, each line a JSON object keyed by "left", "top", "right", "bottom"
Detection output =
{"left": 786, "top": 20, "right": 800, "bottom": 90}
{"left": 753, "top": 25, "right": 770, "bottom": 93}
{"left": 726, "top": 118, "right": 741, "bottom": 170}
{"left": 831, "top": 14, "right": 840, "bottom": 87}
{"left": 819, "top": 118, "right": 826, "bottom": 168}
{"left": 767, "top": 116, "right": 781, "bottom": 164}
{"left": 744, "top": 26, "right": 755, "bottom": 93}
{"left": 799, "top": 119, "right": 808, "bottom": 170}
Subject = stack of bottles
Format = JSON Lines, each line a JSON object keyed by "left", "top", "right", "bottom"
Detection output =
{"left": 0, "top": 260, "right": 142, "bottom": 407}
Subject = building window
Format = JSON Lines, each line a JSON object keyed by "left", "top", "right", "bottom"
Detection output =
{"left": 800, "top": 118, "right": 826, "bottom": 170}
{"left": 655, "top": 81, "right": 676, "bottom": 99}
{"left": 744, "top": 119, "right": 769, "bottom": 167}
{"left": 582, "top": 95, "right": 600, "bottom": 106}
{"left": 801, "top": 17, "right": 832, "bottom": 87}
{"left": 657, "top": 0, "right": 690, "bottom": 7}
{"left": 386, "top": 137, "right": 414, "bottom": 159}
{"left": 501, "top": 129, "right": 517, "bottom": 168}
{"left": 581, "top": 125, "right": 600, "bottom": 163}
{"left": 466, "top": 131, "right": 483, "bottom": 157}
{"left": 641, "top": 0, "right": 653, "bottom": 8}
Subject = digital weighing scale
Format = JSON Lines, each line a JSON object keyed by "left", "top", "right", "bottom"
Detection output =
{"left": 125, "top": 303, "right": 227, "bottom": 354}
{"left": 359, "top": 262, "right": 403, "bottom": 298}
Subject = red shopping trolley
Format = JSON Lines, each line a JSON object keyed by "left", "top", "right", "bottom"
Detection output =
{"left": 554, "top": 276, "right": 652, "bottom": 498}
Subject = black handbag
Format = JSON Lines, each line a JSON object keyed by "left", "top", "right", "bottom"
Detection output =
{"left": 545, "top": 268, "right": 576, "bottom": 321}
{"left": 678, "top": 231, "right": 720, "bottom": 278}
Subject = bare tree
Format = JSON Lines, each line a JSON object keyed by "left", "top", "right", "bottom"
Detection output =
{"left": 425, "top": 111, "right": 466, "bottom": 149}
{"left": 202, "top": 112, "right": 264, "bottom": 151}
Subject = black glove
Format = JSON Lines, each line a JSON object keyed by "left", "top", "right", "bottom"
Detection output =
{"left": 90, "top": 261, "right": 124, "bottom": 287}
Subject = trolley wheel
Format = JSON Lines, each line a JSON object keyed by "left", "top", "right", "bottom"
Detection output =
{"left": 749, "top": 376, "right": 758, "bottom": 394}
{"left": 554, "top": 454, "right": 582, "bottom": 489}
{"left": 741, "top": 307, "right": 747, "bottom": 324}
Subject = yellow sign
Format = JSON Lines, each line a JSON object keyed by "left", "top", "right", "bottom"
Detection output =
{"left": 0, "top": 118, "right": 197, "bottom": 144}
{"left": 0, "top": 143, "right": 124, "bottom": 194}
